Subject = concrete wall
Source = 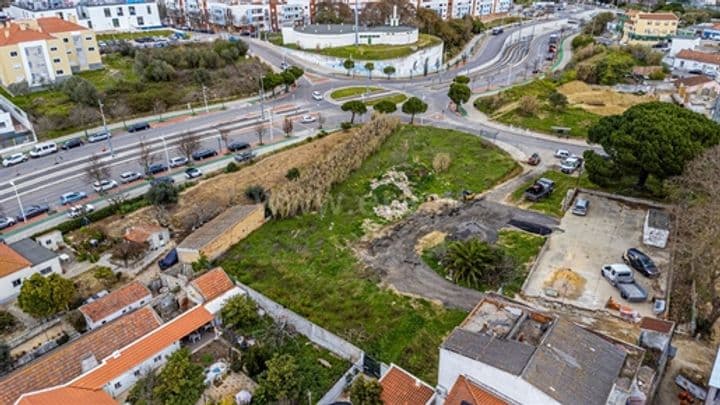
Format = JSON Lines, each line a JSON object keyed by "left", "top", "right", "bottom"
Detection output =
{"left": 281, "top": 26, "right": 419, "bottom": 49}
{"left": 103, "top": 341, "right": 180, "bottom": 397}
{"left": 0, "top": 256, "right": 62, "bottom": 303}
{"left": 83, "top": 294, "right": 153, "bottom": 330}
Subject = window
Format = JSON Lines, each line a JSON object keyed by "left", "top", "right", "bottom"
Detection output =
{"left": 117, "top": 7, "right": 124, "bottom": 16}
{"left": 102, "top": 320, "right": 107, "bottom": 325}
{"left": 129, "top": 6, "right": 136, "bottom": 15}
{"left": 40, "top": 267, "right": 52, "bottom": 275}
{"left": 140, "top": 300, "right": 145, "bottom": 305}
{"left": 122, "top": 308, "right": 127, "bottom": 314}
{"left": 88, "top": 47, "right": 95, "bottom": 51}
{"left": 53, "top": 58, "right": 61, "bottom": 63}
{"left": 134, "top": 369, "right": 141, "bottom": 377}
{"left": 104, "top": 7, "right": 111, "bottom": 17}
{"left": 112, "top": 18, "right": 119, "bottom": 28}
{"left": 56, "top": 70, "right": 64, "bottom": 75}
{"left": 12, "top": 279, "right": 21, "bottom": 287}
{"left": 85, "top": 36, "right": 92, "bottom": 41}
{"left": 63, "top": 38, "right": 69, "bottom": 43}
{"left": 147, "top": 5, "right": 152, "bottom": 14}
{"left": 9, "top": 51, "right": 16, "bottom": 57}
{"left": 114, "top": 382, "right": 122, "bottom": 389}
{"left": 153, "top": 355, "right": 162, "bottom": 363}
{"left": 50, "top": 47, "right": 57, "bottom": 51}
{"left": 88, "top": 20, "right": 93, "bottom": 29}
{"left": 137, "top": 16, "right": 144, "bottom": 26}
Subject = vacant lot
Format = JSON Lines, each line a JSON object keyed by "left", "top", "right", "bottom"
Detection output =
{"left": 557, "top": 80, "right": 655, "bottom": 116}
{"left": 219, "top": 125, "right": 518, "bottom": 383}
{"left": 523, "top": 192, "right": 670, "bottom": 317}
{"left": 510, "top": 169, "right": 595, "bottom": 217}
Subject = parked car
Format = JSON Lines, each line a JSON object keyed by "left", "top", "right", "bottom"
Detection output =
{"left": 119, "top": 171, "right": 143, "bottom": 183}
{"left": 192, "top": 148, "right": 217, "bottom": 161}
{"left": 523, "top": 178, "right": 555, "bottom": 202}
{"left": 0, "top": 216, "right": 16, "bottom": 230}
{"left": 560, "top": 156, "right": 583, "bottom": 174}
{"left": 554, "top": 149, "right": 570, "bottom": 159}
{"left": 67, "top": 204, "right": 95, "bottom": 218}
{"left": 571, "top": 198, "right": 589, "bottom": 216}
{"left": 2, "top": 153, "right": 27, "bottom": 167}
{"left": 92, "top": 179, "right": 118, "bottom": 193}
{"left": 169, "top": 156, "right": 189, "bottom": 168}
{"left": 527, "top": 153, "right": 541, "bottom": 165}
{"left": 234, "top": 150, "right": 256, "bottom": 163}
{"left": 128, "top": 122, "right": 151, "bottom": 132}
{"left": 623, "top": 248, "right": 659, "bottom": 278}
{"left": 158, "top": 248, "right": 178, "bottom": 270}
{"left": 601, "top": 263, "right": 648, "bottom": 302}
{"left": 312, "top": 91, "right": 323, "bottom": 101}
{"left": 491, "top": 27, "right": 504, "bottom": 35}
{"left": 29, "top": 142, "right": 58, "bottom": 158}
{"left": 150, "top": 176, "right": 175, "bottom": 186}
{"left": 227, "top": 141, "right": 250, "bottom": 152}
{"left": 280, "top": 62, "right": 289, "bottom": 70}
{"left": 301, "top": 114, "right": 316, "bottom": 123}
{"left": 18, "top": 204, "right": 49, "bottom": 221}
{"left": 185, "top": 167, "right": 202, "bottom": 179}
{"left": 61, "top": 137, "right": 84, "bottom": 150}
{"left": 87, "top": 131, "right": 111, "bottom": 143}
{"left": 60, "top": 191, "right": 88, "bottom": 205}
{"left": 146, "top": 163, "right": 168, "bottom": 175}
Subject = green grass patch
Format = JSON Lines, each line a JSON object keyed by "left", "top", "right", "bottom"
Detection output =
{"left": 510, "top": 170, "right": 596, "bottom": 217}
{"left": 485, "top": 16, "right": 522, "bottom": 28}
{"left": 97, "top": 30, "right": 175, "bottom": 41}
{"left": 220, "top": 125, "right": 518, "bottom": 383}
{"left": 366, "top": 93, "right": 407, "bottom": 106}
{"left": 496, "top": 230, "right": 546, "bottom": 296}
{"left": 288, "top": 34, "right": 441, "bottom": 60}
{"left": 330, "top": 86, "right": 383, "bottom": 100}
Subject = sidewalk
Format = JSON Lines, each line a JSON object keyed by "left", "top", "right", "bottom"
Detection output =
{"left": 552, "top": 32, "right": 578, "bottom": 72}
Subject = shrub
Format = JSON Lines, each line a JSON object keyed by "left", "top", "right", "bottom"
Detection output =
{"left": 285, "top": 167, "right": 300, "bottom": 181}
{"left": 517, "top": 96, "right": 540, "bottom": 116}
{"left": 225, "top": 162, "right": 239, "bottom": 173}
{"left": 245, "top": 185, "right": 267, "bottom": 203}
{"left": 571, "top": 34, "right": 595, "bottom": 50}
{"left": 66, "top": 310, "right": 87, "bottom": 334}
{"left": 92, "top": 266, "right": 116, "bottom": 287}
{"left": 341, "top": 122, "right": 352, "bottom": 131}
{"left": 0, "top": 311, "right": 17, "bottom": 335}
{"left": 432, "top": 153, "right": 452, "bottom": 173}
{"left": 648, "top": 70, "right": 666, "bottom": 80}
{"left": 146, "top": 183, "right": 178, "bottom": 206}
{"left": 548, "top": 91, "right": 568, "bottom": 110}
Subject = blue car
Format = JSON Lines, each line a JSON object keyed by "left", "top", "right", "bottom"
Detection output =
{"left": 158, "top": 248, "right": 178, "bottom": 270}
{"left": 60, "top": 191, "right": 87, "bottom": 205}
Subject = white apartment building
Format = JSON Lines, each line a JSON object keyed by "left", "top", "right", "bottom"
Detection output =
{"left": 208, "top": 1, "right": 271, "bottom": 31}
{"left": 8, "top": 0, "right": 162, "bottom": 31}
{"left": 0, "top": 239, "right": 61, "bottom": 303}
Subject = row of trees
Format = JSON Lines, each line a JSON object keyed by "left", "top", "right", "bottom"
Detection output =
{"left": 342, "top": 59, "right": 397, "bottom": 80}
{"left": 340, "top": 96, "right": 427, "bottom": 125}
{"left": 261, "top": 65, "right": 304, "bottom": 95}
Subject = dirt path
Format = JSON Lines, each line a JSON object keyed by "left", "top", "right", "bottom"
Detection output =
{"left": 655, "top": 336, "right": 716, "bottom": 404}
{"left": 357, "top": 199, "right": 558, "bottom": 310}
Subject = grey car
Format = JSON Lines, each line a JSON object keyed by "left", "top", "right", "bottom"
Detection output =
{"left": 572, "top": 198, "right": 589, "bottom": 216}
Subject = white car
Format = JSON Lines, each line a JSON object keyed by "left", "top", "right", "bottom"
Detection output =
{"left": 67, "top": 204, "right": 95, "bottom": 218}
{"left": 311, "top": 91, "right": 323, "bottom": 101}
{"left": 301, "top": 114, "right": 316, "bottom": 123}
{"left": 169, "top": 156, "right": 189, "bottom": 168}
{"left": 554, "top": 149, "right": 570, "bottom": 159}
{"left": 560, "top": 156, "right": 583, "bottom": 174}
{"left": 119, "top": 171, "right": 143, "bottom": 183}
{"left": 2, "top": 153, "right": 27, "bottom": 167}
{"left": 92, "top": 179, "right": 118, "bottom": 192}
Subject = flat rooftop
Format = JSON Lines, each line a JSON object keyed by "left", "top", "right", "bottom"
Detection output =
{"left": 178, "top": 204, "right": 261, "bottom": 251}
{"left": 293, "top": 24, "right": 416, "bottom": 35}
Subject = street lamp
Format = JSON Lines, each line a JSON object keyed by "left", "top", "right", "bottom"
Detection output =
{"left": 160, "top": 136, "right": 171, "bottom": 168}
{"left": 10, "top": 180, "right": 25, "bottom": 222}
{"left": 98, "top": 99, "right": 114, "bottom": 157}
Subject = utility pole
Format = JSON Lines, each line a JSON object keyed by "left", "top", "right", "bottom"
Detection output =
{"left": 201, "top": 85, "right": 209, "bottom": 113}
{"left": 259, "top": 77, "right": 266, "bottom": 120}
{"left": 354, "top": 0, "right": 359, "bottom": 46}
{"left": 10, "top": 180, "right": 25, "bottom": 222}
{"left": 160, "top": 136, "right": 170, "bottom": 168}
{"left": 269, "top": 108, "right": 274, "bottom": 141}
{"left": 98, "top": 99, "right": 114, "bottom": 157}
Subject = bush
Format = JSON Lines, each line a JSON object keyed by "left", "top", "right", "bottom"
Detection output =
{"left": 66, "top": 310, "right": 87, "bottom": 334}
{"left": 571, "top": 34, "right": 595, "bottom": 50}
{"left": 92, "top": 266, "right": 116, "bottom": 287}
{"left": 432, "top": 153, "right": 452, "bottom": 173}
{"left": 341, "top": 122, "right": 352, "bottom": 131}
{"left": 146, "top": 182, "right": 178, "bottom": 206}
{"left": 648, "top": 70, "right": 666, "bottom": 81}
{"left": 548, "top": 91, "right": 568, "bottom": 110}
{"left": 225, "top": 162, "right": 239, "bottom": 173}
{"left": 0, "top": 311, "right": 17, "bottom": 335}
{"left": 518, "top": 96, "right": 540, "bottom": 116}
{"left": 245, "top": 185, "right": 267, "bottom": 203}
{"left": 285, "top": 167, "right": 300, "bottom": 181}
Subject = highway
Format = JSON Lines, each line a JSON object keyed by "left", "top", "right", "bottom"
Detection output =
{"left": 0, "top": 7, "right": 600, "bottom": 241}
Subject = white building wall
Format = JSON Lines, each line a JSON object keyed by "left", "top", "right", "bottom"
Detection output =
{"left": 281, "top": 26, "right": 418, "bottom": 49}
{"left": 7, "top": 3, "right": 161, "bottom": 32}
{"left": 673, "top": 57, "right": 720, "bottom": 75}
{"left": 437, "top": 348, "right": 560, "bottom": 404}
{"left": 0, "top": 256, "right": 62, "bottom": 303}
{"left": 84, "top": 295, "right": 153, "bottom": 330}
{"left": 103, "top": 341, "right": 180, "bottom": 397}
{"left": 669, "top": 37, "right": 700, "bottom": 57}
{"left": 418, "top": 0, "right": 449, "bottom": 20}
{"left": 0, "top": 112, "right": 14, "bottom": 135}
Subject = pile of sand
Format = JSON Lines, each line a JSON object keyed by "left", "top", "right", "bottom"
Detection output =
{"left": 557, "top": 80, "right": 655, "bottom": 116}
{"left": 543, "top": 267, "right": 587, "bottom": 299}
{"left": 415, "top": 231, "right": 447, "bottom": 255}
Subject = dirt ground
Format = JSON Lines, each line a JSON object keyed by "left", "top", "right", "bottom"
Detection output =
{"left": 357, "top": 199, "right": 558, "bottom": 310}
{"left": 523, "top": 192, "right": 670, "bottom": 318}
{"left": 558, "top": 80, "right": 655, "bottom": 116}
{"left": 655, "top": 336, "right": 716, "bottom": 405}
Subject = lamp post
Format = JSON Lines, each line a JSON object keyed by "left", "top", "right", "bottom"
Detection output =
{"left": 98, "top": 99, "right": 114, "bottom": 157}
{"left": 10, "top": 180, "right": 25, "bottom": 222}
{"left": 160, "top": 136, "right": 171, "bottom": 168}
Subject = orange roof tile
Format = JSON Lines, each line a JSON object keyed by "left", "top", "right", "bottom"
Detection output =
{"left": 71, "top": 306, "right": 213, "bottom": 390}
{"left": 0, "top": 307, "right": 160, "bottom": 405}
{"left": 676, "top": 49, "right": 720, "bottom": 66}
{"left": 123, "top": 224, "right": 164, "bottom": 244}
{"left": 0, "top": 24, "right": 54, "bottom": 47}
{"left": 637, "top": 12, "right": 678, "bottom": 21}
{"left": 0, "top": 243, "right": 31, "bottom": 277}
{"left": 445, "top": 375, "right": 509, "bottom": 405}
{"left": 639, "top": 317, "right": 674, "bottom": 334}
{"left": 191, "top": 268, "right": 235, "bottom": 301}
{"left": 79, "top": 281, "right": 152, "bottom": 323}
{"left": 379, "top": 365, "right": 434, "bottom": 405}
{"left": 18, "top": 387, "right": 116, "bottom": 405}
{"left": 35, "top": 17, "right": 88, "bottom": 34}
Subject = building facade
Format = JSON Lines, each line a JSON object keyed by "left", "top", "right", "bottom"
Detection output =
{"left": 622, "top": 11, "right": 679, "bottom": 44}
{"left": 281, "top": 23, "right": 418, "bottom": 49}
{"left": 673, "top": 49, "right": 720, "bottom": 76}
{"left": 0, "top": 239, "right": 61, "bottom": 303}
{"left": 79, "top": 281, "right": 153, "bottom": 329}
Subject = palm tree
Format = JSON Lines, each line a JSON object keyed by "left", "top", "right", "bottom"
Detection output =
{"left": 444, "top": 240, "right": 512, "bottom": 288}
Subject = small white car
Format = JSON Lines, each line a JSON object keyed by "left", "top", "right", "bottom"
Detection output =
{"left": 169, "top": 156, "right": 189, "bottom": 168}
{"left": 67, "top": 204, "right": 95, "bottom": 218}
{"left": 301, "top": 114, "right": 317, "bottom": 123}
{"left": 2, "top": 153, "right": 27, "bottom": 167}
{"left": 311, "top": 91, "right": 323, "bottom": 101}
{"left": 92, "top": 179, "right": 118, "bottom": 193}
{"left": 560, "top": 156, "right": 583, "bottom": 174}
{"left": 119, "top": 171, "right": 143, "bottom": 183}
{"left": 554, "top": 149, "right": 570, "bottom": 159}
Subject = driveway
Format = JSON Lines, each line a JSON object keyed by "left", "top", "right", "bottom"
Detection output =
{"left": 357, "top": 199, "right": 558, "bottom": 311}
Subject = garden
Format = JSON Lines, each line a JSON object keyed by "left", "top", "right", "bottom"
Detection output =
{"left": 220, "top": 120, "right": 518, "bottom": 383}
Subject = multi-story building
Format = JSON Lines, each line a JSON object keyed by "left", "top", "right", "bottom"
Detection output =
{"left": 0, "top": 17, "right": 102, "bottom": 88}
{"left": 622, "top": 10, "right": 679, "bottom": 44}
{"left": 208, "top": 1, "right": 271, "bottom": 32}
{"left": 8, "top": 0, "right": 162, "bottom": 32}
{"left": 0, "top": 239, "right": 61, "bottom": 302}
{"left": 416, "top": 0, "right": 510, "bottom": 20}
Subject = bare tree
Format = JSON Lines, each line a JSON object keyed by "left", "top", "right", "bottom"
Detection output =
{"left": 255, "top": 124, "right": 266, "bottom": 145}
{"left": 70, "top": 105, "right": 100, "bottom": 136}
{"left": 154, "top": 100, "right": 167, "bottom": 121}
{"left": 218, "top": 128, "right": 230, "bottom": 152}
{"left": 177, "top": 132, "right": 201, "bottom": 160}
{"left": 317, "top": 112, "right": 326, "bottom": 130}
{"left": 110, "top": 102, "right": 132, "bottom": 129}
{"left": 138, "top": 140, "right": 156, "bottom": 173}
{"left": 107, "top": 189, "right": 129, "bottom": 212}
{"left": 282, "top": 116, "right": 293, "bottom": 138}
{"left": 112, "top": 241, "right": 147, "bottom": 267}
{"left": 85, "top": 154, "right": 111, "bottom": 191}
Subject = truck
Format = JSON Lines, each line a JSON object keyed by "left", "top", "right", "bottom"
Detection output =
{"left": 601, "top": 264, "right": 648, "bottom": 302}
{"left": 523, "top": 178, "right": 555, "bottom": 202}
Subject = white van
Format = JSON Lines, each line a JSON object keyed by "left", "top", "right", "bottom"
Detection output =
{"left": 29, "top": 142, "right": 58, "bottom": 158}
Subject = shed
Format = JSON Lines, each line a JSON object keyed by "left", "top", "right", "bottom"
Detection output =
{"left": 643, "top": 209, "right": 670, "bottom": 248}
{"left": 177, "top": 205, "right": 264, "bottom": 264}
{"left": 124, "top": 224, "right": 170, "bottom": 251}
{"left": 34, "top": 230, "right": 63, "bottom": 251}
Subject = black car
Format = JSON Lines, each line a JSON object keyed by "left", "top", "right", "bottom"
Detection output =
{"left": 17, "top": 204, "right": 50, "bottom": 221}
{"left": 128, "top": 122, "right": 151, "bottom": 132}
{"left": 61, "top": 137, "right": 84, "bottom": 150}
{"left": 192, "top": 148, "right": 218, "bottom": 161}
{"left": 623, "top": 248, "right": 659, "bottom": 277}
{"left": 146, "top": 163, "right": 168, "bottom": 175}
{"left": 158, "top": 248, "right": 178, "bottom": 270}
{"left": 508, "top": 219, "right": 553, "bottom": 236}
{"left": 227, "top": 141, "right": 250, "bottom": 152}
{"left": 150, "top": 176, "right": 175, "bottom": 186}
{"left": 234, "top": 150, "right": 255, "bottom": 163}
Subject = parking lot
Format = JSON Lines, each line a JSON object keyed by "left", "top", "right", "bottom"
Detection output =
{"left": 523, "top": 192, "right": 670, "bottom": 317}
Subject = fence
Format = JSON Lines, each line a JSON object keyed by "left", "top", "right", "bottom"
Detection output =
{"left": 317, "top": 359, "right": 363, "bottom": 405}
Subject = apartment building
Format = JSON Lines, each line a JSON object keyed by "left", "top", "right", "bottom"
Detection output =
{"left": 622, "top": 10, "right": 679, "bottom": 44}
{"left": 0, "top": 239, "right": 61, "bottom": 303}
{"left": 0, "top": 17, "right": 102, "bottom": 88}
{"left": 8, "top": 0, "right": 162, "bottom": 32}
{"left": 416, "top": 0, "right": 511, "bottom": 20}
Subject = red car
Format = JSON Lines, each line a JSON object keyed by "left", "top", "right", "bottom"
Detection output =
{"left": 527, "top": 153, "right": 541, "bottom": 166}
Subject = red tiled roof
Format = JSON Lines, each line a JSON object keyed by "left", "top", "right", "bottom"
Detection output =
{"left": 0, "top": 243, "right": 31, "bottom": 277}
{"left": 191, "top": 268, "right": 235, "bottom": 301}
{"left": 0, "top": 307, "right": 160, "bottom": 405}
{"left": 639, "top": 317, "right": 674, "bottom": 334}
{"left": 676, "top": 49, "right": 720, "bottom": 65}
{"left": 18, "top": 387, "right": 116, "bottom": 405}
{"left": 445, "top": 375, "right": 509, "bottom": 405}
{"left": 637, "top": 12, "right": 678, "bottom": 21}
{"left": 0, "top": 24, "right": 54, "bottom": 47}
{"left": 124, "top": 224, "right": 164, "bottom": 244}
{"left": 674, "top": 75, "right": 714, "bottom": 87}
{"left": 35, "top": 17, "right": 87, "bottom": 34}
{"left": 379, "top": 365, "right": 434, "bottom": 405}
{"left": 71, "top": 306, "right": 212, "bottom": 390}
{"left": 79, "top": 281, "right": 152, "bottom": 323}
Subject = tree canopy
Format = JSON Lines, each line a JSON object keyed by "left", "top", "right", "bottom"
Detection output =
{"left": 401, "top": 97, "right": 427, "bottom": 124}
{"left": 146, "top": 182, "right": 178, "bottom": 206}
{"left": 444, "top": 239, "right": 514, "bottom": 289}
{"left": 221, "top": 295, "right": 260, "bottom": 332}
{"left": 373, "top": 99, "right": 397, "bottom": 114}
{"left": 383, "top": 66, "right": 396, "bottom": 79}
{"left": 255, "top": 354, "right": 301, "bottom": 403}
{"left": 448, "top": 82, "right": 471, "bottom": 106}
{"left": 18, "top": 273, "right": 75, "bottom": 318}
{"left": 343, "top": 59, "right": 355, "bottom": 75}
{"left": 584, "top": 102, "right": 720, "bottom": 188}
{"left": 349, "top": 376, "right": 383, "bottom": 405}
{"left": 341, "top": 100, "right": 367, "bottom": 124}
{"left": 153, "top": 348, "right": 204, "bottom": 405}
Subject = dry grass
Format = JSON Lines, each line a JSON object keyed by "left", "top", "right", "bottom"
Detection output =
{"left": 557, "top": 80, "right": 655, "bottom": 116}
{"left": 543, "top": 267, "right": 587, "bottom": 299}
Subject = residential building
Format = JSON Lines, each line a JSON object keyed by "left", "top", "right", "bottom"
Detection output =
{"left": 0, "top": 92, "right": 35, "bottom": 151}
{"left": 8, "top": 0, "right": 162, "bottom": 32}
{"left": 34, "top": 230, "right": 63, "bottom": 251}
{"left": 208, "top": 1, "right": 270, "bottom": 32}
{"left": 673, "top": 49, "right": 720, "bottom": 76}
{"left": 702, "top": 23, "right": 720, "bottom": 40}
{"left": 0, "top": 17, "right": 102, "bottom": 88}
{"left": 445, "top": 375, "right": 516, "bottom": 404}
{"left": 79, "top": 281, "right": 153, "bottom": 329}
{"left": 669, "top": 36, "right": 701, "bottom": 58}
{"left": 708, "top": 345, "right": 720, "bottom": 404}
{"left": 0, "top": 238, "right": 61, "bottom": 303}
{"left": 187, "top": 267, "right": 236, "bottom": 304}
{"left": 622, "top": 11, "right": 679, "bottom": 44}
{"left": 417, "top": 0, "right": 449, "bottom": 20}
{"left": 675, "top": 75, "right": 720, "bottom": 96}
{"left": 378, "top": 364, "right": 436, "bottom": 404}
{"left": 123, "top": 224, "right": 169, "bottom": 250}
{"left": 176, "top": 204, "right": 264, "bottom": 264}
{"left": 0, "top": 306, "right": 161, "bottom": 405}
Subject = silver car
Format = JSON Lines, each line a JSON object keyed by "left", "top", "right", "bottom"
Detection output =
{"left": 119, "top": 171, "right": 143, "bottom": 183}
{"left": 572, "top": 198, "right": 589, "bottom": 216}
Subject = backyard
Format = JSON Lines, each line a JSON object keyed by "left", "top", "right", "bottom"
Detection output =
{"left": 220, "top": 125, "right": 518, "bottom": 382}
